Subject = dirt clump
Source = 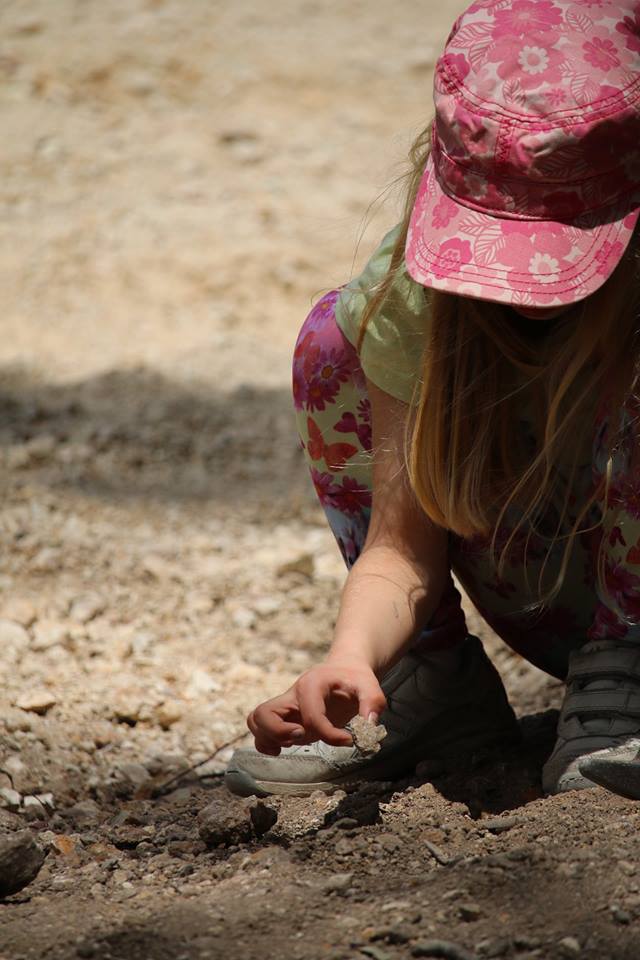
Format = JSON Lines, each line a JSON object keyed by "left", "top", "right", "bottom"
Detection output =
{"left": 348, "top": 715, "right": 388, "bottom": 756}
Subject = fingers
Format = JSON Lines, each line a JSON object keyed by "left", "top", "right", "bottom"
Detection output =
{"left": 247, "top": 701, "right": 305, "bottom": 756}
{"left": 297, "top": 678, "right": 354, "bottom": 747}
{"left": 246, "top": 667, "right": 388, "bottom": 756}
{"left": 358, "top": 685, "right": 388, "bottom": 725}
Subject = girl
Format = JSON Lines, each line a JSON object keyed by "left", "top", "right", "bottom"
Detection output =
{"left": 226, "top": 0, "right": 640, "bottom": 799}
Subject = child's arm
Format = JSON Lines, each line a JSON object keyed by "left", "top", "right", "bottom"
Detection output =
{"left": 248, "top": 380, "right": 449, "bottom": 755}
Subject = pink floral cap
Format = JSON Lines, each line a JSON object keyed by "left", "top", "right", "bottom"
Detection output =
{"left": 405, "top": 0, "right": 640, "bottom": 306}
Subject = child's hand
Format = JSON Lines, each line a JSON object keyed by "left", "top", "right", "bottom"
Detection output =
{"left": 247, "top": 659, "right": 387, "bottom": 756}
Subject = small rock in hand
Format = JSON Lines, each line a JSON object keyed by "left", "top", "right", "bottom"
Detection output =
{"left": 347, "top": 715, "right": 387, "bottom": 756}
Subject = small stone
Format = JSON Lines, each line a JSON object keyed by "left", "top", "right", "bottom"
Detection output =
{"left": 335, "top": 837, "right": 353, "bottom": 857}
{"left": 183, "top": 668, "right": 221, "bottom": 698}
{"left": 480, "top": 815, "right": 521, "bottom": 834}
{"left": 334, "top": 817, "right": 359, "bottom": 830}
{"left": 247, "top": 799, "right": 278, "bottom": 838}
{"left": 69, "top": 594, "right": 104, "bottom": 624}
{"left": 6, "top": 445, "right": 30, "bottom": 469}
{"left": 31, "top": 547, "right": 61, "bottom": 573}
{"left": 26, "top": 434, "right": 56, "bottom": 460}
{"left": 0, "top": 830, "right": 46, "bottom": 897}
{"left": 154, "top": 699, "right": 184, "bottom": 729}
{"left": 610, "top": 905, "right": 631, "bottom": 925}
{"left": 251, "top": 596, "right": 282, "bottom": 616}
{"left": 229, "top": 606, "right": 256, "bottom": 630}
{"left": 557, "top": 936, "right": 581, "bottom": 956}
{"left": 14, "top": 689, "right": 57, "bottom": 714}
{"left": 142, "top": 555, "right": 181, "bottom": 581}
{"left": 412, "top": 941, "right": 476, "bottom": 960}
{"left": 3, "top": 755, "right": 26, "bottom": 777}
{"left": 0, "top": 599, "right": 37, "bottom": 627}
{"left": 0, "top": 787, "right": 22, "bottom": 811}
{"left": 112, "top": 698, "right": 145, "bottom": 724}
{"left": 76, "top": 944, "right": 96, "bottom": 958}
{"left": 52, "top": 835, "right": 78, "bottom": 857}
{"left": 369, "top": 926, "right": 410, "bottom": 944}
{"left": 476, "top": 938, "right": 510, "bottom": 958}
{"left": 67, "top": 799, "right": 101, "bottom": 826}
{"left": 277, "top": 553, "right": 315, "bottom": 578}
{"left": 1, "top": 708, "right": 32, "bottom": 732}
{"left": 125, "top": 69, "right": 155, "bottom": 97}
{"left": 322, "top": 872, "right": 353, "bottom": 893}
{"left": 117, "top": 764, "right": 151, "bottom": 789}
{"left": 360, "top": 947, "right": 391, "bottom": 960}
{"left": 23, "top": 793, "right": 55, "bottom": 816}
{"left": 31, "top": 619, "right": 70, "bottom": 651}
{"left": 347, "top": 715, "right": 387, "bottom": 756}
{"left": 0, "top": 619, "right": 29, "bottom": 664}
{"left": 513, "top": 936, "right": 540, "bottom": 950}
{"left": 458, "top": 902, "right": 482, "bottom": 922}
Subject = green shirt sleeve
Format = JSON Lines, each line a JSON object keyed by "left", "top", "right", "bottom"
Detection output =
{"left": 334, "top": 224, "right": 429, "bottom": 405}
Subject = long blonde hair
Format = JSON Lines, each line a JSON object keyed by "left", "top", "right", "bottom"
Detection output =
{"left": 361, "top": 122, "right": 640, "bottom": 605}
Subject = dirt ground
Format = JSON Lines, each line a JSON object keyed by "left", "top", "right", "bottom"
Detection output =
{"left": 2, "top": 2, "right": 640, "bottom": 958}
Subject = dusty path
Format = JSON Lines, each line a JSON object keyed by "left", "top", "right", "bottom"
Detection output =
{"left": 1, "top": 2, "right": 640, "bottom": 959}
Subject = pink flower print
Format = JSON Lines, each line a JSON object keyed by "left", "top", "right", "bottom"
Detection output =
{"left": 334, "top": 475, "right": 372, "bottom": 514}
{"left": 432, "top": 238, "right": 472, "bottom": 279}
{"left": 292, "top": 330, "right": 316, "bottom": 410}
{"left": 491, "top": 0, "right": 563, "bottom": 39}
{"left": 431, "top": 195, "right": 458, "bottom": 230}
{"left": 582, "top": 37, "right": 621, "bottom": 71}
{"left": 528, "top": 251, "right": 561, "bottom": 284}
{"left": 487, "top": 36, "right": 564, "bottom": 91}
{"left": 357, "top": 398, "right": 371, "bottom": 424}
{"left": 609, "top": 525, "right": 627, "bottom": 549}
{"left": 518, "top": 45, "right": 550, "bottom": 76}
{"left": 333, "top": 410, "right": 372, "bottom": 451}
{"left": 616, "top": 11, "right": 640, "bottom": 54}
{"left": 594, "top": 240, "right": 625, "bottom": 276}
{"left": 310, "top": 468, "right": 338, "bottom": 507}
{"left": 589, "top": 603, "right": 629, "bottom": 641}
{"left": 545, "top": 88, "right": 566, "bottom": 107}
{"left": 305, "top": 347, "right": 353, "bottom": 412}
{"left": 303, "top": 289, "right": 341, "bottom": 332}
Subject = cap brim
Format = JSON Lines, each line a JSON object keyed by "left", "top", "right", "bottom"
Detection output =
{"left": 406, "top": 154, "right": 640, "bottom": 307}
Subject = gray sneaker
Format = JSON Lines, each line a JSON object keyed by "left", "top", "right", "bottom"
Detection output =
{"left": 225, "top": 634, "right": 520, "bottom": 797}
{"left": 542, "top": 638, "right": 640, "bottom": 795}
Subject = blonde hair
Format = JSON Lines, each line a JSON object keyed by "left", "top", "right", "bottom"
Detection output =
{"left": 361, "top": 121, "right": 640, "bottom": 605}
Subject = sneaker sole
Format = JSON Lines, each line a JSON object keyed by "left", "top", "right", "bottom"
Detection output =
{"left": 225, "top": 722, "right": 521, "bottom": 798}
{"left": 578, "top": 757, "right": 640, "bottom": 800}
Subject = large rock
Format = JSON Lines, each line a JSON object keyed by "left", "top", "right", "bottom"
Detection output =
{"left": 0, "top": 830, "right": 46, "bottom": 897}
{"left": 198, "top": 796, "right": 252, "bottom": 847}
{"left": 198, "top": 796, "right": 278, "bottom": 846}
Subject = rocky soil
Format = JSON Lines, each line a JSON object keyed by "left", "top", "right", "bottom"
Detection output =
{"left": 1, "top": 2, "right": 640, "bottom": 959}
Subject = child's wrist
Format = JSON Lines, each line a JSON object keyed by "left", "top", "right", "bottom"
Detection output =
{"left": 324, "top": 641, "right": 388, "bottom": 677}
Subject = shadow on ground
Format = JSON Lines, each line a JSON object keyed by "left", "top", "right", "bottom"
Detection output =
{"left": 0, "top": 365, "right": 311, "bottom": 513}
